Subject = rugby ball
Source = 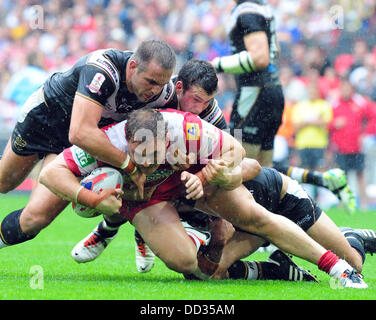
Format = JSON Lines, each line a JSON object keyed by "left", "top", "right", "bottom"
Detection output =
{"left": 72, "top": 167, "right": 123, "bottom": 218}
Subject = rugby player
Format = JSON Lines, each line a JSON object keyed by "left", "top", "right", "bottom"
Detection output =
{"left": 0, "top": 40, "right": 178, "bottom": 248}
{"left": 72, "top": 60, "right": 357, "bottom": 273}
{"left": 211, "top": 0, "right": 355, "bottom": 213}
{"left": 178, "top": 167, "right": 375, "bottom": 284}
{"left": 40, "top": 108, "right": 367, "bottom": 288}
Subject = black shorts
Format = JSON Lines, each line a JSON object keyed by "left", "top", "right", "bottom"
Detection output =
{"left": 299, "top": 148, "right": 325, "bottom": 169}
{"left": 276, "top": 179, "right": 322, "bottom": 231}
{"left": 229, "top": 85, "right": 284, "bottom": 150}
{"left": 11, "top": 86, "right": 71, "bottom": 158}
{"left": 335, "top": 153, "right": 365, "bottom": 172}
{"left": 178, "top": 178, "right": 321, "bottom": 234}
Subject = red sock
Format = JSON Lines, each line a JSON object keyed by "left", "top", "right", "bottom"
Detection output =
{"left": 318, "top": 250, "right": 340, "bottom": 274}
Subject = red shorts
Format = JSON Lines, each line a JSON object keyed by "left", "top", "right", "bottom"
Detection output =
{"left": 120, "top": 164, "right": 204, "bottom": 222}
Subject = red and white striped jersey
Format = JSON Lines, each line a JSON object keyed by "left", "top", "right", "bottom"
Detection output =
{"left": 63, "top": 109, "right": 223, "bottom": 177}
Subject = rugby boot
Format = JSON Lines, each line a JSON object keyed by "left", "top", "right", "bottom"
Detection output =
{"left": 181, "top": 219, "right": 211, "bottom": 248}
{"left": 71, "top": 227, "right": 116, "bottom": 263}
{"left": 338, "top": 269, "right": 368, "bottom": 289}
{"left": 340, "top": 227, "right": 376, "bottom": 255}
{"left": 323, "top": 168, "right": 356, "bottom": 214}
{"left": 267, "top": 250, "right": 319, "bottom": 282}
{"left": 135, "top": 230, "right": 155, "bottom": 273}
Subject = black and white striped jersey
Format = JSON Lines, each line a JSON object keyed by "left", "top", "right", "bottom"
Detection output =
{"left": 43, "top": 49, "right": 176, "bottom": 128}
{"left": 227, "top": 0, "right": 280, "bottom": 87}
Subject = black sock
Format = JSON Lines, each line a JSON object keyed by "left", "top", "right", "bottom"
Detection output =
{"left": 228, "top": 260, "right": 295, "bottom": 281}
{"left": 305, "top": 171, "right": 324, "bottom": 187}
{"left": 228, "top": 261, "right": 251, "bottom": 279}
{"left": 0, "top": 209, "right": 37, "bottom": 245}
{"left": 97, "top": 218, "right": 125, "bottom": 238}
{"left": 228, "top": 260, "right": 260, "bottom": 280}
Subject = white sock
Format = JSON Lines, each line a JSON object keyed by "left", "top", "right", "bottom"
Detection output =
{"left": 186, "top": 231, "right": 202, "bottom": 252}
{"left": 244, "top": 261, "right": 260, "bottom": 280}
{"left": 329, "top": 259, "right": 353, "bottom": 279}
{"left": 289, "top": 167, "right": 306, "bottom": 183}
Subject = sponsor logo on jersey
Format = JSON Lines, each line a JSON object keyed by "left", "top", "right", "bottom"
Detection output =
{"left": 13, "top": 135, "right": 27, "bottom": 150}
{"left": 96, "top": 58, "right": 119, "bottom": 83}
{"left": 86, "top": 73, "right": 105, "bottom": 95}
{"left": 186, "top": 123, "right": 200, "bottom": 140}
{"left": 123, "top": 168, "right": 174, "bottom": 184}
{"left": 86, "top": 50, "right": 120, "bottom": 85}
{"left": 74, "top": 148, "right": 96, "bottom": 167}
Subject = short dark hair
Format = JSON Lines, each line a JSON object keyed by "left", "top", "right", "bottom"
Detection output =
{"left": 177, "top": 59, "right": 218, "bottom": 95}
{"left": 125, "top": 108, "right": 166, "bottom": 142}
{"left": 133, "top": 40, "right": 176, "bottom": 73}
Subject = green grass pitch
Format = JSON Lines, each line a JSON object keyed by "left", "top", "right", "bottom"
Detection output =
{"left": 0, "top": 194, "right": 376, "bottom": 301}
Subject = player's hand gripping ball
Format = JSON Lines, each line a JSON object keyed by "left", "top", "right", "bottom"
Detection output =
{"left": 72, "top": 167, "right": 123, "bottom": 218}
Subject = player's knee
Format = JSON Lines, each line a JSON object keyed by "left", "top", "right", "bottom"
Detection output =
{"left": 242, "top": 202, "right": 271, "bottom": 231}
{"left": 164, "top": 250, "right": 198, "bottom": 274}
{"left": 20, "top": 209, "right": 55, "bottom": 233}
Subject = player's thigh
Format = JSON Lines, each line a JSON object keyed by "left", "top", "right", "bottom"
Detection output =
{"left": 0, "top": 138, "right": 40, "bottom": 193}
{"left": 19, "top": 154, "right": 69, "bottom": 233}
{"left": 132, "top": 201, "right": 197, "bottom": 269}
{"left": 306, "top": 211, "right": 361, "bottom": 269}
{"left": 196, "top": 185, "right": 266, "bottom": 230}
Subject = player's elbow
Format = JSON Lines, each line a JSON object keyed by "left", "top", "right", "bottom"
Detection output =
{"left": 68, "top": 127, "right": 82, "bottom": 146}
{"left": 68, "top": 125, "right": 91, "bottom": 148}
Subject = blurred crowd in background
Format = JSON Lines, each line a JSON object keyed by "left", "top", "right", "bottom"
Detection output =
{"left": 1, "top": 0, "right": 376, "bottom": 208}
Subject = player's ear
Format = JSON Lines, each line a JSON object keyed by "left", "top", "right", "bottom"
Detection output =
{"left": 128, "top": 59, "right": 138, "bottom": 73}
{"left": 175, "top": 81, "right": 183, "bottom": 94}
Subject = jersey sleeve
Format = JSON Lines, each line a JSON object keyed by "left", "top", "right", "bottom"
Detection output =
{"left": 183, "top": 113, "right": 223, "bottom": 164}
{"left": 75, "top": 64, "right": 116, "bottom": 107}
{"left": 198, "top": 98, "right": 228, "bottom": 130}
{"left": 237, "top": 13, "right": 266, "bottom": 36}
{"left": 62, "top": 145, "right": 100, "bottom": 177}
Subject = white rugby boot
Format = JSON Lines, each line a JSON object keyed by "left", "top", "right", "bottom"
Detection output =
{"left": 71, "top": 226, "right": 117, "bottom": 263}
{"left": 135, "top": 230, "right": 155, "bottom": 273}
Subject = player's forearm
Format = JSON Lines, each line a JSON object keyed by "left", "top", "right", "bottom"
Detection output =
{"left": 212, "top": 51, "right": 257, "bottom": 74}
{"left": 212, "top": 44, "right": 269, "bottom": 74}
{"left": 70, "top": 126, "right": 127, "bottom": 169}
{"left": 39, "top": 159, "right": 81, "bottom": 202}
